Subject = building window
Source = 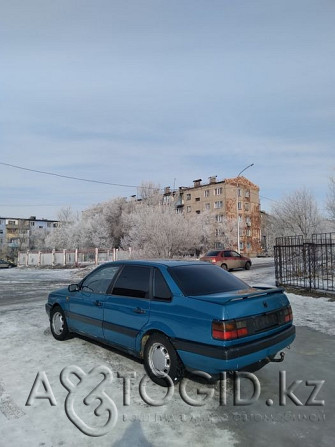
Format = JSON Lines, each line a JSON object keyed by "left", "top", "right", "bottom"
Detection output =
{"left": 215, "top": 214, "right": 223, "bottom": 223}
{"left": 204, "top": 203, "right": 210, "bottom": 211}
{"left": 244, "top": 203, "right": 249, "bottom": 211}
{"left": 214, "top": 201, "right": 223, "bottom": 209}
{"left": 245, "top": 190, "right": 250, "bottom": 198}
{"left": 204, "top": 190, "right": 210, "bottom": 197}
{"left": 196, "top": 210, "right": 201, "bottom": 214}
{"left": 238, "top": 188, "right": 242, "bottom": 197}
{"left": 238, "top": 202, "right": 242, "bottom": 210}
{"left": 0, "top": 230, "right": 3, "bottom": 234}
{"left": 8, "top": 220, "right": 16, "bottom": 225}
{"left": 30, "top": 221, "right": 35, "bottom": 227}
{"left": 186, "top": 193, "right": 191, "bottom": 201}
{"left": 195, "top": 197, "right": 200, "bottom": 202}
{"left": 246, "top": 217, "right": 251, "bottom": 226}
{"left": 246, "top": 229, "right": 251, "bottom": 237}
{"left": 214, "top": 187, "right": 223, "bottom": 195}
{"left": 187, "top": 206, "right": 192, "bottom": 213}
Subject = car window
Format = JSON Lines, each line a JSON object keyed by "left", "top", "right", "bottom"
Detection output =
{"left": 169, "top": 264, "right": 249, "bottom": 296}
{"left": 81, "top": 265, "right": 120, "bottom": 294}
{"left": 223, "top": 251, "right": 231, "bottom": 257}
{"left": 112, "top": 265, "right": 151, "bottom": 299}
{"left": 153, "top": 269, "right": 172, "bottom": 301}
{"left": 206, "top": 250, "right": 221, "bottom": 256}
{"left": 231, "top": 251, "right": 241, "bottom": 258}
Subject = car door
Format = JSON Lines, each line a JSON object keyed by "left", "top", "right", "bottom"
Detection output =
{"left": 67, "top": 264, "right": 120, "bottom": 339}
{"left": 103, "top": 265, "right": 151, "bottom": 351}
{"left": 230, "top": 250, "right": 244, "bottom": 269}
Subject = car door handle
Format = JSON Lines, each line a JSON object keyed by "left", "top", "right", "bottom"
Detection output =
{"left": 133, "top": 307, "right": 146, "bottom": 314}
{"left": 95, "top": 300, "right": 103, "bottom": 307}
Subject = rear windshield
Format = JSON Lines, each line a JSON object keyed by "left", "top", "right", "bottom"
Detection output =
{"left": 169, "top": 264, "right": 249, "bottom": 296}
{"left": 206, "top": 250, "right": 221, "bottom": 256}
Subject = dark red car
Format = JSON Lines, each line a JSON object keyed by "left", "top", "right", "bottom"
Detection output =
{"left": 200, "top": 249, "right": 252, "bottom": 271}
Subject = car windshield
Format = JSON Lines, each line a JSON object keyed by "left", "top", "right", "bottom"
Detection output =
{"left": 206, "top": 250, "right": 221, "bottom": 256}
{"left": 169, "top": 264, "right": 250, "bottom": 296}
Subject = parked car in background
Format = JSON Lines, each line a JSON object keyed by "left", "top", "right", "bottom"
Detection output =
{"left": 0, "top": 259, "right": 17, "bottom": 268}
{"left": 200, "top": 249, "right": 252, "bottom": 270}
{"left": 46, "top": 260, "right": 295, "bottom": 386}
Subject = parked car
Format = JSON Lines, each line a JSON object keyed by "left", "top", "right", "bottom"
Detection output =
{"left": 46, "top": 260, "right": 295, "bottom": 386}
{"left": 200, "top": 249, "right": 252, "bottom": 270}
{"left": 0, "top": 259, "right": 17, "bottom": 268}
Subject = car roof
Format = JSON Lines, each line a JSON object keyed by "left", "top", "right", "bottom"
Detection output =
{"left": 102, "top": 259, "right": 205, "bottom": 268}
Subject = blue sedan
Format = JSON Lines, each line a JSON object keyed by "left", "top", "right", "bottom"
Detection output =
{"left": 46, "top": 260, "right": 295, "bottom": 386}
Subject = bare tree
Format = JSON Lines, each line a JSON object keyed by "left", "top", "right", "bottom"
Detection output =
{"left": 271, "top": 188, "right": 322, "bottom": 240}
{"left": 327, "top": 176, "right": 335, "bottom": 221}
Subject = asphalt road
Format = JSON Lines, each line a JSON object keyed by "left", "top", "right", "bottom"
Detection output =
{"left": 0, "top": 264, "right": 333, "bottom": 447}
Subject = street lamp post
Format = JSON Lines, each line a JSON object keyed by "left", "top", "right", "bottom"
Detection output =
{"left": 236, "top": 163, "right": 254, "bottom": 254}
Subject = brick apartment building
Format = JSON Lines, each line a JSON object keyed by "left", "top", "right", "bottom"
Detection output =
{"left": 165, "top": 175, "right": 261, "bottom": 256}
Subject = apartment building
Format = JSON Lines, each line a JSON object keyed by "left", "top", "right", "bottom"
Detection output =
{"left": 0, "top": 216, "right": 59, "bottom": 251}
{"left": 166, "top": 175, "right": 261, "bottom": 256}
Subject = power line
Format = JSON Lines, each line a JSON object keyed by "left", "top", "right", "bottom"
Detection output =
{"left": 0, "top": 162, "right": 138, "bottom": 189}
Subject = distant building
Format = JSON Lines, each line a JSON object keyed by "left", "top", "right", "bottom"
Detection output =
{"left": 0, "top": 216, "right": 59, "bottom": 251}
{"left": 164, "top": 176, "right": 261, "bottom": 256}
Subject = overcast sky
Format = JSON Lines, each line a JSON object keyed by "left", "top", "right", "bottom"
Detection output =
{"left": 1, "top": 0, "right": 334, "bottom": 220}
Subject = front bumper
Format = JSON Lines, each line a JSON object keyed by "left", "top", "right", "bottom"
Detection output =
{"left": 45, "top": 303, "right": 52, "bottom": 318}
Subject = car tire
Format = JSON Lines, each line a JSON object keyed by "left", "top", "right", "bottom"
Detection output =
{"left": 245, "top": 262, "right": 251, "bottom": 270}
{"left": 221, "top": 263, "right": 228, "bottom": 270}
{"left": 50, "top": 306, "right": 71, "bottom": 341}
{"left": 144, "top": 333, "right": 185, "bottom": 387}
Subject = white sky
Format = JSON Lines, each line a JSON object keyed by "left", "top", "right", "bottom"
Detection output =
{"left": 1, "top": 0, "right": 334, "bottom": 219}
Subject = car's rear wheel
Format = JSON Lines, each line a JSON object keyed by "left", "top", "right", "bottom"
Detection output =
{"left": 245, "top": 262, "right": 251, "bottom": 270}
{"left": 50, "top": 306, "right": 71, "bottom": 341}
{"left": 221, "top": 263, "right": 228, "bottom": 270}
{"left": 144, "top": 333, "right": 185, "bottom": 387}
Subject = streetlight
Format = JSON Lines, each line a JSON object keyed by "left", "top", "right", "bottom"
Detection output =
{"left": 236, "top": 163, "right": 254, "bottom": 254}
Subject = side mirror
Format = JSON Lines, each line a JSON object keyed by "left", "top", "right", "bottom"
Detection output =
{"left": 68, "top": 284, "right": 80, "bottom": 292}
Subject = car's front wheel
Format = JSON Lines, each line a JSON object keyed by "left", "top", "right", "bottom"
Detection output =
{"left": 50, "top": 306, "right": 71, "bottom": 341}
{"left": 144, "top": 333, "right": 185, "bottom": 387}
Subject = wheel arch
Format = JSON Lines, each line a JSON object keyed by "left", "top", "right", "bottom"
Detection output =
{"left": 138, "top": 327, "right": 174, "bottom": 359}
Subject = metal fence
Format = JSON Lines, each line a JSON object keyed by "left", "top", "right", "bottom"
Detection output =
{"left": 274, "top": 233, "right": 335, "bottom": 293}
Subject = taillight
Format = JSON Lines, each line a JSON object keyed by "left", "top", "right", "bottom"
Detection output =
{"left": 211, "top": 258, "right": 217, "bottom": 263}
{"left": 284, "top": 305, "right": 293, "bottom": 323}
{"left": 212, "top": 319, "right": 248, "bottom": 341}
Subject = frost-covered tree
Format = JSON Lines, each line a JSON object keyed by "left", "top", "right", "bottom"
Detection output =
{"left": 45, "top": 207, "right": 79, "bottom": 249}
{"left": 327, "top": 176, "right": 335, "bottom": 221}
{"left": 121, "top": 202, "right": 211, "bottom": 258}
{"left": 271, "top": 188, "right": 322, "bottom": 240}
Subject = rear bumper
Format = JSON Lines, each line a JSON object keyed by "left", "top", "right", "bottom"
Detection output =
{"left": 174, "top": 325, "right": 296, "bottom": 374}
